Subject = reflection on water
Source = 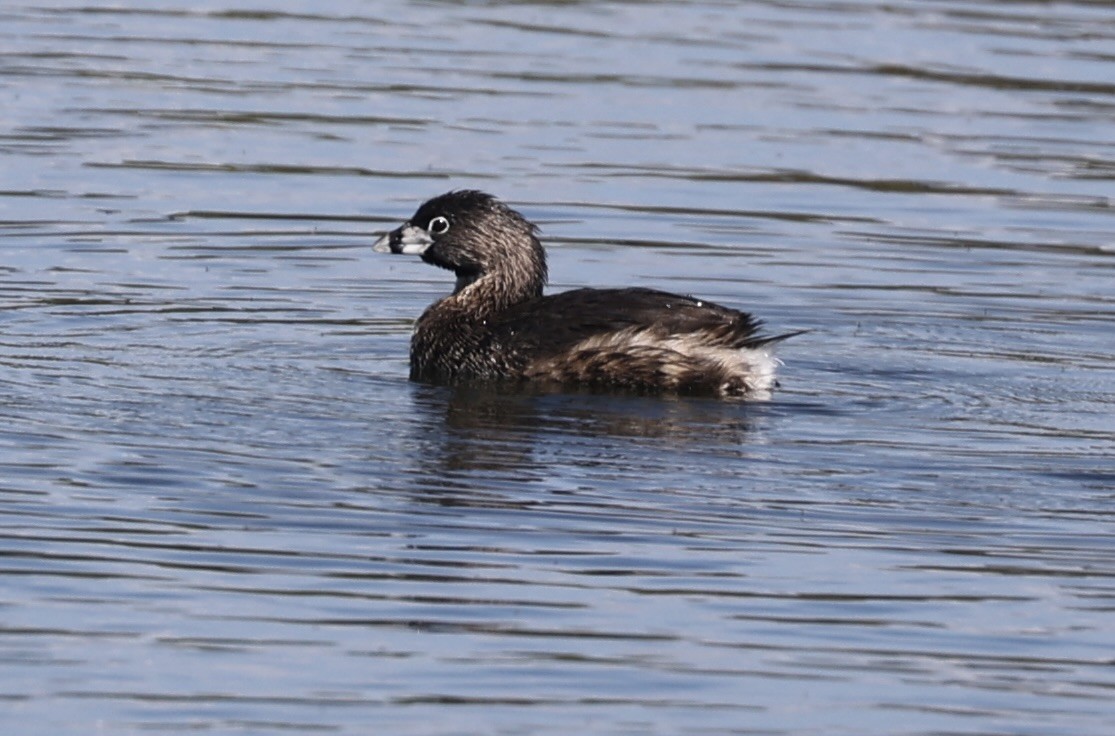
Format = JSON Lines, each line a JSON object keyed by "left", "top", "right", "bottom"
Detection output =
{"left": 409, "top": 385, "right": 767, "bottom": 497}
{"left": 2, "top": 1, "right": 1114, "bottom": 734}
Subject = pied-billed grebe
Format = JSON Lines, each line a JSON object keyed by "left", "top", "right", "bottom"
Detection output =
{"left": 374, "top": 190, "right": 794, "bottom": 399}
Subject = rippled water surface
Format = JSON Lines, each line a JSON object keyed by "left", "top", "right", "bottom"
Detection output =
{"left": 2, "top": 1, "right": 1114, "bottom": 734}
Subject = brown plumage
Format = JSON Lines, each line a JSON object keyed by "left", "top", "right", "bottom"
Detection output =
{"left": 373, "top": 190, "right": 794, "bottom": 398}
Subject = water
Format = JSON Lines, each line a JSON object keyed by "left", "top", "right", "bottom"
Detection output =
{"left": 2, "top": 1, "right": 1113, "bottom": 734}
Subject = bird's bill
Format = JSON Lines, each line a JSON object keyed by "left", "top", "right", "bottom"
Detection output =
{"left": 372, "top": 224, "right": 433, "bottom": 255}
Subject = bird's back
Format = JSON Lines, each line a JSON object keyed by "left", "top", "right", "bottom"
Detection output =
{"left": 487, "top": 287, "right": 782, "bottom": 397}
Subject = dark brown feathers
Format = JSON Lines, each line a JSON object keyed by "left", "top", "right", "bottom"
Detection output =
{"left": 374, "top": 191, "right": 792, "bottom": 398}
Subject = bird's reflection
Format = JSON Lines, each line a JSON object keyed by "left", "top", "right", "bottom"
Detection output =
{"left": 399, "top": 383, "right": 766, "bottom": 507}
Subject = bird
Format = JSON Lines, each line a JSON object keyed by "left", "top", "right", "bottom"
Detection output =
{"left": 373, "top": 190, "right": 795, "bottom": 399}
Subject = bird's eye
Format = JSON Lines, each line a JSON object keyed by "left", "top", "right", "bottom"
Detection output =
{"left": 427, "top": 216, "right": 450, "bottom": 235}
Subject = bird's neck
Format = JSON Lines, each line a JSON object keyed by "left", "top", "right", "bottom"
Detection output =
{"left": 450, "top": 269, "right": 543, "bottom": 315}
{"left": 411, "top": 271, "right": 540, "bottom": 380}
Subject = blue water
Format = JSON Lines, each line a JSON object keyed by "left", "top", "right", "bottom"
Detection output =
{"left": 2, "top": 1, "right": 1113, "bottom": 734}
